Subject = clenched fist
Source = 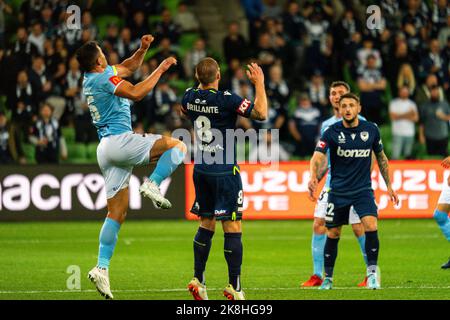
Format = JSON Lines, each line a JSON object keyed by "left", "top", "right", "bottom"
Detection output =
{"left": 158, "top": 57, "right": 177, "bottom": 73}
{"left": 140, "top": 35, "right": 154, "bottom": 50}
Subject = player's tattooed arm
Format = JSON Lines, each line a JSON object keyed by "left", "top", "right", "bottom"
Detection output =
{"left": 375, "top": 150, "right": 399, "bottom": 205}
{"left": 317, "top": 157, "right": 329, "bottom": 182}
{"left": 246, "top": 63, "right": 268, "bottom": 121}
{"left": 115, "top": 35, "right": 154, "bottom": 77}
{"left": 308, "top": 151, "right": 327, "bottom": 201}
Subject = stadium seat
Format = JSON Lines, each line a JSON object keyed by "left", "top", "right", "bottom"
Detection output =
{"left": 22, "top": 143, "right": 36, "bottom": 164}
{"left": 379, "top": 124, "right": 392, "bottom": 158}
{"left": 342, "top": 64, "right": 359, "bottom": 94}
{"left": 86, "top": 143, "right": 98, "bottom": 162}
{"left": 67, "top": 143, "right": 87, "bottom": 162}
{"left": 62, "top": 127, "right": 76, "bottom": 144}
{"left": 163, "top": 0, "right": 181, "bottom": 15}
{"left": 144, "top": 47, "right": 161, "bottom": 61}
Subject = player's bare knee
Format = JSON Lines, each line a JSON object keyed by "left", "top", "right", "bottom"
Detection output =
{"left": 222, "top": 220, "right": 242, "bottom": 233}
{"left": 327, "top": 227, "right": 341, "bottom": 239}
{"left": 174, "top": 139, "right": 187, "bottom": 154}
{"left": 313, "top": 218, "right": 326, "bottom": 234}
{"left": 200, "top": 217, "right": 216, "bottom": 231}
{"left": 351, "top": 223, "right": 365, "bottom": 237}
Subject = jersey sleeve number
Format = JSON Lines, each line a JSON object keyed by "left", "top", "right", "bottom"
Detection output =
{"left": 194, "top": 115, "right": 213, "bottom": 143}
{"left": 86, "top": 96, "right": 101, "bottom": 122}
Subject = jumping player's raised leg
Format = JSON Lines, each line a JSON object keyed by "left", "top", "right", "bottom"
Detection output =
{"left": 140, "top": 136, "right": 187, "bottom": 209}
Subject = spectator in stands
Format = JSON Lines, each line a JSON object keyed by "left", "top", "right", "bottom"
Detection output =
{"left": 430, "top": 0, "right": 449, "bottom": 36}
{"left": 103, "top": 22, "right": 120, "bottom": 54}
{"left": 0, "top": 111, "right": 13, "bottom": 164}
{"left": 183, "top": 38, "right": 207, "bottom": 80}
{"left": 240, "top": 0, "right": 264, "bottom": 46}
{"left": 289, "top": 93, "right": 321, "bottom": 157}
{"left": 19, "top": 0, "right": 46, "bottom": 27}
{"left": 419, "top": 38, "right": 447, "bottom": 85}
{"left": 255, "top": 32, "right": 278, "bottom": 74}
{"left": 29, "top": 103, "right": 67, "bottom": 164}
{"left": 154, "top": 9, "right": 181, "bottom": 45}
{"left": 165, "top": 102, "right": 191, "bottom": 134}
{"left": 40, "top": 3, "right": 55, "bottom": 39}
{"left": 81, "top": 11, "right": 98, "bottom": 40}
{"left": 151, "top": 37, "right": 184, "bottom": 79}
{"left": 389, "top": 86, "right": 419, "bottom": 159}
{"left": 149, "top": 79, "right": 178, "bottom": 134}
{"left": 230, "top": 68, "right": 254, "bottom": 101}
{"left": 396, "top": 63, "right": 416, "bottom": 97}
{"left": 249, "top": 130, "right": 290, "bottom": 162}
{"left": 223, "top": 21, "right": 248, "bottom": 64}
{"left": 64, "top": 56, "right": 83, "bottom": 125}
{"left": 28, "top": 55, "right": 53, "bottom": 104}
{"left": 0, "top": 1, "right": 12, "bottom": 49}
{"left": 419, "top": 85, "right": 450, "bottom": 157}
{"left": 28, "top": 21, "right": 46, "bottom": 56}
{"left": 402, "top": 0, "right": 429, "bottom": 63}
{"left": 266, "top": 64, "right": 289, "bottom": 130}
{"left": 357, "top": 54, "right": 387, "bottom": 124}
{"left": 11, "top": 70, "right": 37, "bottom": 123}
{"left": 307, "top": 70, "right": 329, "bottom": 117}
{"left": 173, "top": 2, "right": 200, "bottom": 33}
{"left": 12, "top": 26, "right": 38, "bottom": 69}
{"left": 282, "top": 1, "right": 305, "bottom": 44}
{"left": 116, "top": 0, "right": 161, "bottom": 22}
{"left": 357, "top": 37, "right": 382, "bottom": 74}
{"left": 116, "top": 27, "right": 139, "bottom": 60}
{"left": 128, "top": 10, "right": 150, "bottom": 41}
{"left": 302, "top": 0, "right": 333, "bottom": 22}
{"left": 56, "top": 11, "right": 82, "bottom": 54}
{"left": 415, "top": 73, "right": 446, "bottom": 107}
{"left": 438, "top": 16, "right": 450, "bottom": 49}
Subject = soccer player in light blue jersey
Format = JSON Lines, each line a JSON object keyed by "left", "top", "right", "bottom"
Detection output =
{"left": 433, "top": 156, "right": 450, "bottom": 269}
{"left": 301, "top": 81, "right": 369, "bottom": 288}
{"left": 76, "top": 35, "right": 187, "bottom": 299}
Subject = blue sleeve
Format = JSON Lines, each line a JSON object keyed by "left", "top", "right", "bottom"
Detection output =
{"left": 101, "top": 65, "right": 123, "bottom": 94}
{"left": 315, "top": 127, "right": 331, "bottom": 154}
{"left": 372, "top": 125, "right": 383, "bottom": 153}
{"left": 226, "top": 92, "right": 254, "bottom": 118}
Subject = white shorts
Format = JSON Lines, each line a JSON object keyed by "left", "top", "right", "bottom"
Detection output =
{"left": 97, "top": 132, "right": 162, "bottom": 199}
{"left": 314, "top": 188, "right": 361, "bottom": 224}
{"left": 438, "top": 178, "right": 450, "bottom": 204}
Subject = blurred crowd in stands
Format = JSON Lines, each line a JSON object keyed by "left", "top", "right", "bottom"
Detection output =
{"left": 0, "top": 0, "right": 449, "bottom": 165}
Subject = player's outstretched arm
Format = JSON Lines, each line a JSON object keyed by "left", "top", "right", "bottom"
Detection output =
{"left": 114, "top": 57, "right": 177, "bottom": 101}
{"left": 375, "top": 150, "right": 399, "bottom": 205}
{"left": 308, "top": 151, "right": 327, "bottom": 201}
{"left": 246, "top": 63, "right": 267, "bottom": 121}
{"left": 114, "top": 35, "right": 154, "bottom": 78}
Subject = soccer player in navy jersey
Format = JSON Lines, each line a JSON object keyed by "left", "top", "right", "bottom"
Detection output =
{"left": 309, "top": 93, "right": 399, "bottom": 289}
{"left": 181, "top": 58, "right": 267, "bottom": 300}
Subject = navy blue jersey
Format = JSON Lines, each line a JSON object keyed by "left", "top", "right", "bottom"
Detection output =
{"left": 315, "top": 120, "right": 383, "bottom": 196}
{"left": 181, "top": 88, "right": 254, "bottom": 175}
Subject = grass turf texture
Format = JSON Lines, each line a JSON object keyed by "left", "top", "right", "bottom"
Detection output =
{"left": 0, "top": 219, "right": 448, "bottom": 300}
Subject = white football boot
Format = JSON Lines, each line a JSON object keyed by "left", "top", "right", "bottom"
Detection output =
{"left": 139, "top": 179, "right": 172, "bottom": 209}
{"left": 187, "top": 277, "right": 209, "bottom": 300}
{"left": 223, "top": 284, "right": 246, "bottom": 300}
{"left": 88, "top": 267, "right": 114, "bottom": 299}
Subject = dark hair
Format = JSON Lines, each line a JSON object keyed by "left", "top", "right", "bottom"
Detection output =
{"left": 76, "top": 41, "right": 100, "bottom": 72}
{"left": 330, "top": 81, "right": 350, "bottom": 92}
{"left": 339, "top": 92, "right": 360, "bottom": 104}
{"left": 195, "top": 57, "right": 219, "bottom": 85}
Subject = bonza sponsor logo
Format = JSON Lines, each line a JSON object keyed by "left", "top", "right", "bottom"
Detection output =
{"left": 337, "top": 146, "right": 371, "bottom": 158}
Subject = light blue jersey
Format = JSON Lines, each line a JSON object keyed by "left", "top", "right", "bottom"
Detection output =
{"left": 321, "top": 114, "right": 366, "bottom": 188}
{"left": 82, "top": 65, "right": 132, "bottom": 139}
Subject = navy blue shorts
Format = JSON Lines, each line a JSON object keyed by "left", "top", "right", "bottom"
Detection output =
{"left": 326, "top": 190, "right": 378, "bottom": 228}
{"left": 190, "top": 171, "right": 244, "bottom": 221}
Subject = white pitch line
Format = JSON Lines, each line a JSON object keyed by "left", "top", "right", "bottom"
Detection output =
{"left": 0, "top": 286, "right": 449, "bottom": 295}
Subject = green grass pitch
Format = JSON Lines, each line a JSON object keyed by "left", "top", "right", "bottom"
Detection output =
{"left": 0, "top": 219, "right": 448, "bottom": 300}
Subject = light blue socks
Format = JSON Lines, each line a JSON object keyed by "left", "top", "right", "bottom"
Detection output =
{"left": 150, "top": 147, "right": 186, "bottom": 185}
{"left": 312, "top": 233, "right": 326, "bottom": 277}
{"left": 434, "top": 210, "right": 450, "bottom": 241}
{"left": 357, "top": 235, "right": 368, "bottom": 266}
{"left": 97, "top": 218, "right": 121, "bottom": 269}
